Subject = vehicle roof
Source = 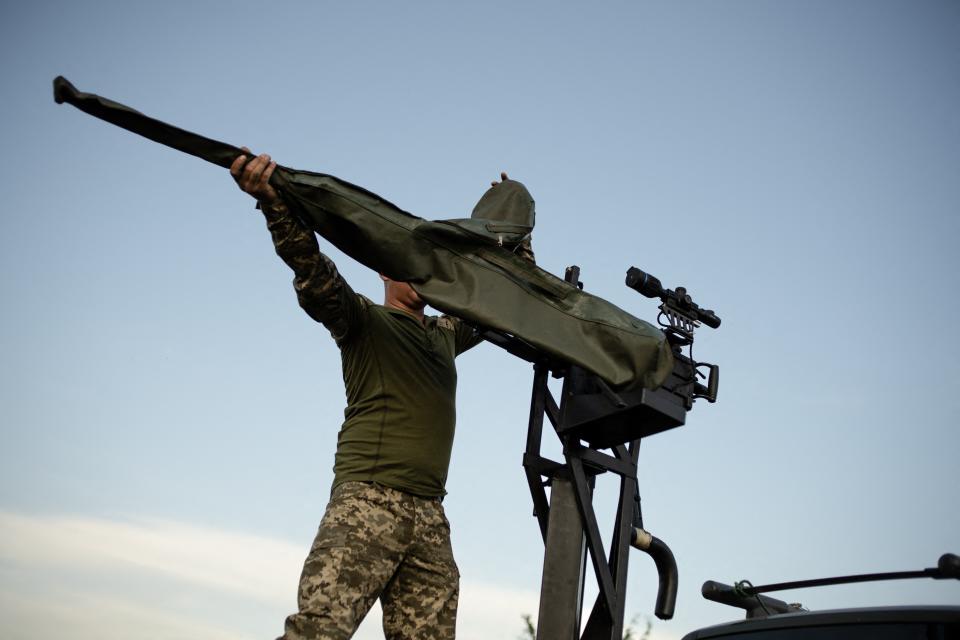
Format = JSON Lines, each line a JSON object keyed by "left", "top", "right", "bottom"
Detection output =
{"left": 682, "top": 606, "right": 960, "bottom": 639}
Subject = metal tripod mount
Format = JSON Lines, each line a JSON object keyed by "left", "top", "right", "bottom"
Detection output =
{"left": 481, "top": 265, "right": 720, "bottom": 640}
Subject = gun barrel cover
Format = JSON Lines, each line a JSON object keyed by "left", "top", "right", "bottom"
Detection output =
{"left": 53, "top": 76, "right": 672, "bottom": 390}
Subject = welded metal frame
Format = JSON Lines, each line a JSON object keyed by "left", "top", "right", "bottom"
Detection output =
{"left": 523, "top": 362, "right": 647, "bottom": 640}
{"left": 481, "top": 264, "right": 705, "bottom": 639}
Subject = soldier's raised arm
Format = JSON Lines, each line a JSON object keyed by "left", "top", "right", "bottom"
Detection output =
{"left": 231, "top": 150, "right": 365, "bottom": 343}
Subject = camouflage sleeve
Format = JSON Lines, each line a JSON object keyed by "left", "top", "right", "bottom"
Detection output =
{"left": 260, "top": 201, "right": 365, "bottom": 343}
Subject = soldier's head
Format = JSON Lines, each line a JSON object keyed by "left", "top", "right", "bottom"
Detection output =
{"left": 380, "top": 275, "right": 425, "bottom": 316}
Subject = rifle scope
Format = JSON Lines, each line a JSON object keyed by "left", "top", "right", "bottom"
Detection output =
{"left": 626, "top": 267, "right": 721, "bottom": 329}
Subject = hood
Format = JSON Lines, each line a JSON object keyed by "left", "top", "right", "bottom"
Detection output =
{"left": 437, "top": 179, "right": 535, "bottom": 248}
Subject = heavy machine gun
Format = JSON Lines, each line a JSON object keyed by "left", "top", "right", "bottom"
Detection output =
{"left": 555, "top": 267, "right": 720, "bottom": 449}
{"left": 481, "top": 265, "right": 722, "bottom": 640}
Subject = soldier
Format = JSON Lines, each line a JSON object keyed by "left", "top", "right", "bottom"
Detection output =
{"left": 231, "top": 151, "right": 533, "bottom": 640}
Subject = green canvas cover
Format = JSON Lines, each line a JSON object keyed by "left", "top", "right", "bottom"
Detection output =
{"left": 53, "top": 76, "right": 673, "bottom": 390}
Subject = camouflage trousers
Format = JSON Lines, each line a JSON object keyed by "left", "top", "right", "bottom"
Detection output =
{"left": 279, "top": 481, "right": 459, "bottom": 640}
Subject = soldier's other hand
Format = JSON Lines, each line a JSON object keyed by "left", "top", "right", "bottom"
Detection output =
{"left": 231, "top": 147, "right": 281, "bottom": 207}
{"left": 490, "top": 171, "right": 509, "bottom": 187}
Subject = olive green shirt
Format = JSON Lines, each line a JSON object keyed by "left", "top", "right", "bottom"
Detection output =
{"left": 262, "top": 203, "right": 480, "bottom": 497}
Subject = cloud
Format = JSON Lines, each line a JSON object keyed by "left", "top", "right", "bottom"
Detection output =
{"left": 458, "top": 582, "right": 540, "bottom": 639}
{"left": 0, "top": 511, "right": 541, "bottom": 640}
{"left": 0, "top": 511, "right": 303, "bottom": 606}
{"left": 0, "top": 588, "right": 252, "bottom": 640}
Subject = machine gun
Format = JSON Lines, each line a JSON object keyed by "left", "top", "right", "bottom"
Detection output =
{"left": 481, "top": 265, "right": 721, "bottom": 640}
{"left": 554, "top": 267, "right": 720, "bottom": 449}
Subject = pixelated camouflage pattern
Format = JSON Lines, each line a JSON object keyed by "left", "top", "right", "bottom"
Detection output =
{"left": 262, "top": 203, "right": 364, "bottom": 343}
{"left": 280, "top": 482, "right": 459, "bottom": 640}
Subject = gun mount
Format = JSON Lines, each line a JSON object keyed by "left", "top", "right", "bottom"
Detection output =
{"left": 481, "top": 265, "right": 722, "bottom": 640}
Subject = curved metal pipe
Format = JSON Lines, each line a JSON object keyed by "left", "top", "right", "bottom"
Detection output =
{"left": 631, "top": 528, "right": 678, "bottom": 620}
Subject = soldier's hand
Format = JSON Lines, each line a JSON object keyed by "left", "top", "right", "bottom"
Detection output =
{"left": 490, "top": 171, "right": 509, "bottom": 187}
{"left": 231, "top": 147, "right": 281, "bottom": 207}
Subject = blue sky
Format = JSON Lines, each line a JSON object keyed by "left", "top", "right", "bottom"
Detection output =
{"left": 1, "top": 2, "right": 958, "bottom": 639}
